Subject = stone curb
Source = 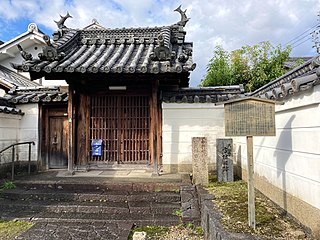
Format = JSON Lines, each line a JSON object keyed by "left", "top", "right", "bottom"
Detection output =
{"left": 196, "top": 185, "right": 262, "bottom": 240}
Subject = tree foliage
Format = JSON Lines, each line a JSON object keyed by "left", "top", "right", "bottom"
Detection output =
{"left": 201, "top": 42, "right": 293, "bottom": 92}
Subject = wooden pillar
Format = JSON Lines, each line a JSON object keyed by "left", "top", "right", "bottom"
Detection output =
{"left": 77, "top": 94, "right": 89, "bottom": 166}
{"left": 150, "top": 80, "right": 159, "bottom": 174}
{"left": 246, "top": 135, "right": 255, "bottom": 229}
{"left": 68, "top": 85, "right": 75, "bottom": 173}
{"left": 157, "top": 101, "right": 162, "bottom": 166}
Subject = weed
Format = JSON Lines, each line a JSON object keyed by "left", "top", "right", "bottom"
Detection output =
{"left": 128, "top": 225, "right": 169, "bottom": 240}
{"left": 185, "top": 222, "right": 194, "bottom": 228}
{"left": 0, "top": 220, "right": 33, "bottom": 240}
{"left": 173, "top": 208, "right": 182, "bottom": 217}
{"left": 0, "top": 181, "right": 16, "bottom": 193}
{"left": 206, "top": 175, "right": 313, "bottom": 239}
{"left": 195, "top": 226, "right": 204, "bottom": 235}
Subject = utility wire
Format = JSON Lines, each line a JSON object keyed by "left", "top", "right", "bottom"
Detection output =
{"left": 291, "top": 36, "right": 312, "bottom": 49}
{"left": 289, "top": 32, "right": 312, "bottom": 46}
{"left": 284, "top": 23, "right": 319, "bottom": 46}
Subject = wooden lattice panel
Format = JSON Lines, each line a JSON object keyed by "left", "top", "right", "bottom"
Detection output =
{"left": 90, "top": 95, "right": 150, "bottom": 163}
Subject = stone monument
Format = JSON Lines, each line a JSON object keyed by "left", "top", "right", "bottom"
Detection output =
{"left": 216, "top": 138, "right": 233, "bottom": 182}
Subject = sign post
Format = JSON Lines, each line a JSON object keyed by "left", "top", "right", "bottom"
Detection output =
{"left": 246, "top": 135, "right": 255, "bottom": 228}
{"left": 223, "top": 97, "right": 277, "bottom": 229}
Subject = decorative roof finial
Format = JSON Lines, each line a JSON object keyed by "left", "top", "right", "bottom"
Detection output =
{"left": 17, "top": 44, "right": 33, "bottom": 62}
{"left": 174, "top": 5, "right": 190, "bottom": 27}
{"left": 92, "top": 19, "right": 99, "bottom": 24}
{"left": 54, "top": 12, "right": 73, "bottom": 29}
{"left": 38, "top": 35, "right": 65, "bottom": 62}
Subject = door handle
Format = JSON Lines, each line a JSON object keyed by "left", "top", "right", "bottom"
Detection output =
{"left": 52, "top": 134, "right": 58, "bottom": 145}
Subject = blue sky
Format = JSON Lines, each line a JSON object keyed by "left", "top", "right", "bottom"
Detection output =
{"left": 0, "top": 0, "right": 319, "bottom": 86}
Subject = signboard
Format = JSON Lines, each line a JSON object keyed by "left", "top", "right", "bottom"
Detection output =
{"left": 222, "top": 97, "right": 278, "bottom": 229}
{"left": 224, "top": 98, "right": 276, "bottom": 136}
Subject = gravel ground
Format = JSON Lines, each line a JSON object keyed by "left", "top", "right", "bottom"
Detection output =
{"left": 144, "top": 225, "right": 204, "bottom": 240}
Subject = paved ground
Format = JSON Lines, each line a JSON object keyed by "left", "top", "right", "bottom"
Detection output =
{"left": 14, "top": 168, "right": 190, "bottom": 183}
{"left": 16, "top": 221, "right": 133, "bottom": 240}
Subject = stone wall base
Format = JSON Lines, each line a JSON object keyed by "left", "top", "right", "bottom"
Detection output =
{"left": 161, "top": 163, "right": 216, "bottom": 174}
{"left": 0, "top": 161, "right": 37, "bottom": 179}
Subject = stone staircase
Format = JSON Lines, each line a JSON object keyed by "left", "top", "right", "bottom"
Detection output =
{"left": 0, "top": 179, "right": 200, "bottom": 239}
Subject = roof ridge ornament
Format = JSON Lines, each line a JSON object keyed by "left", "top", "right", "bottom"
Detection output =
{"left": 174, "top": 5, "right": 190, "bottom": 27}
{"left": 27, "top": 23, "right": 38, "bottom": 33}
{"left": 54, "top": 12, "right": 73, "bottom": 29}
{"left": 38, "top": 35, "right": 65, "bottom": 62}
{"left": 17, "top": 44, "right": 33, "bottom": 62}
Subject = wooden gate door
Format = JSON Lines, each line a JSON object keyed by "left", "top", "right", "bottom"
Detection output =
{"left": 48, "top": 116, "right": 68, "bottom": 168}
{"left": 90, "top": 95, "right": 150, "bottom": 163}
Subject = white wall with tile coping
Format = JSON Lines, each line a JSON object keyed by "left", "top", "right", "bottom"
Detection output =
{"left": 233, "top": 85, "right": 320, "bottom": 236}
{"left": 162, "top": 102, "right": 225, "bottom": 172}
{"left": 0, "top": 104, "right": 38, "bottom": 164}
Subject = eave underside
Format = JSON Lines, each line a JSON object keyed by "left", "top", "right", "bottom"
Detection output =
{"left": 30, "top": 72, "right": 190, "bottom": 88}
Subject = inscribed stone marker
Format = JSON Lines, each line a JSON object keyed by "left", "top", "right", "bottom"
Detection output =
{"left": 192, "top": 137, "right": 209, "bottom": 186}
{"left": 216, "top": 139, "right": 233, "bottom": 182}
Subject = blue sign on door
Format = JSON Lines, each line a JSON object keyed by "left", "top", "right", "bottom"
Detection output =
{"left": 91, "top": 139, "right": 103, "bottom": 156}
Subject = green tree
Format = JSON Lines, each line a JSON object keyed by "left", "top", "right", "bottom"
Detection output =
{"left": 201, "top": 45, "right": 234, "bottom": 87}
{"left": 201, "top": 42, "right": 292, "bottom": 92}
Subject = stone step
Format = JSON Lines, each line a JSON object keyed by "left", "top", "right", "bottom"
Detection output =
{"left": 16, "top": 221, "right": 133, "bottom": 240}
{"left": 1, "top": 209, "right": 181, "bottom": 227}
{"left": 0, "top": 198, "right": 181, "bottom": 215}
{"left": 2, "top": 188, "right": 181, "bottom": 203}
{"left": 14, "top": 181, "right": 182, "bottom": 192}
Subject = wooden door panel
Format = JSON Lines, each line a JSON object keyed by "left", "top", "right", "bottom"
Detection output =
{"left": 90, "top": 95, "right": 150, "bottom": 163}
{"left": 49, "top": 117, "right": 68, "bottom": 168}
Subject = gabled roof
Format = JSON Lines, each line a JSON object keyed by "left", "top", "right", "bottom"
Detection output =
{"left": 13, "top": 8, "right": 196, "bottom": 80}
{"left": 0, "top": 23, "right": 46, "bottom": 62}
{"left": 252, "top": 56, "right": 320, "bottom": 100}
{"left": 0, "top": 65, "right": 40, "bottom": 90}
{"left": 283, "top": 57, "right": 313, "bottom": 69}
{"left": 83, "top": 19, "right": 107, "bottom": 30}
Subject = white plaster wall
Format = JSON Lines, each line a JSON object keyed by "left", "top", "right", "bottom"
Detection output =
{"left": 1, "top": 44, "right": 67, "bottom": 86}
{"left": 16, "top": 104, "right": 39, "bottom": 161}
{"left": 0, "top": 113, "right": 21, "bottom": 164}
{"left": 2, "top": 43, "right": 44, "bottom": 72}
{"left": 162, "top": 103, "right": 225, "bottom": 171}
{"left": 233, "top": 85, "right": 320, "bottom": 210}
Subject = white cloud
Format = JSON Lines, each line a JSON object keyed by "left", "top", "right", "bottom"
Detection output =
{"left": 0, "top": 0, "right": 319, "bottom": 86}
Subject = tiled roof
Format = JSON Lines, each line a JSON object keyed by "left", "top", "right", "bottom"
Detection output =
{"left": 0, "top": 65, "right": 40, "bottom": 89}
{"left": 162, "top": 85, "right": 245, "bottom": 103}
{"left": 13, "top": 17, "right": 195, "bottom": 76}
{"left": 252, "top": 56, "right": 320, "bottom": 100}
{"left": 5, "top": 86, "right": 68, "bottom": 104}
{"left": 283, "top": 57, "right": 313, "bottom": 69}
{"left": 0, "top": 97, "right": 23, "bottom": 115}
